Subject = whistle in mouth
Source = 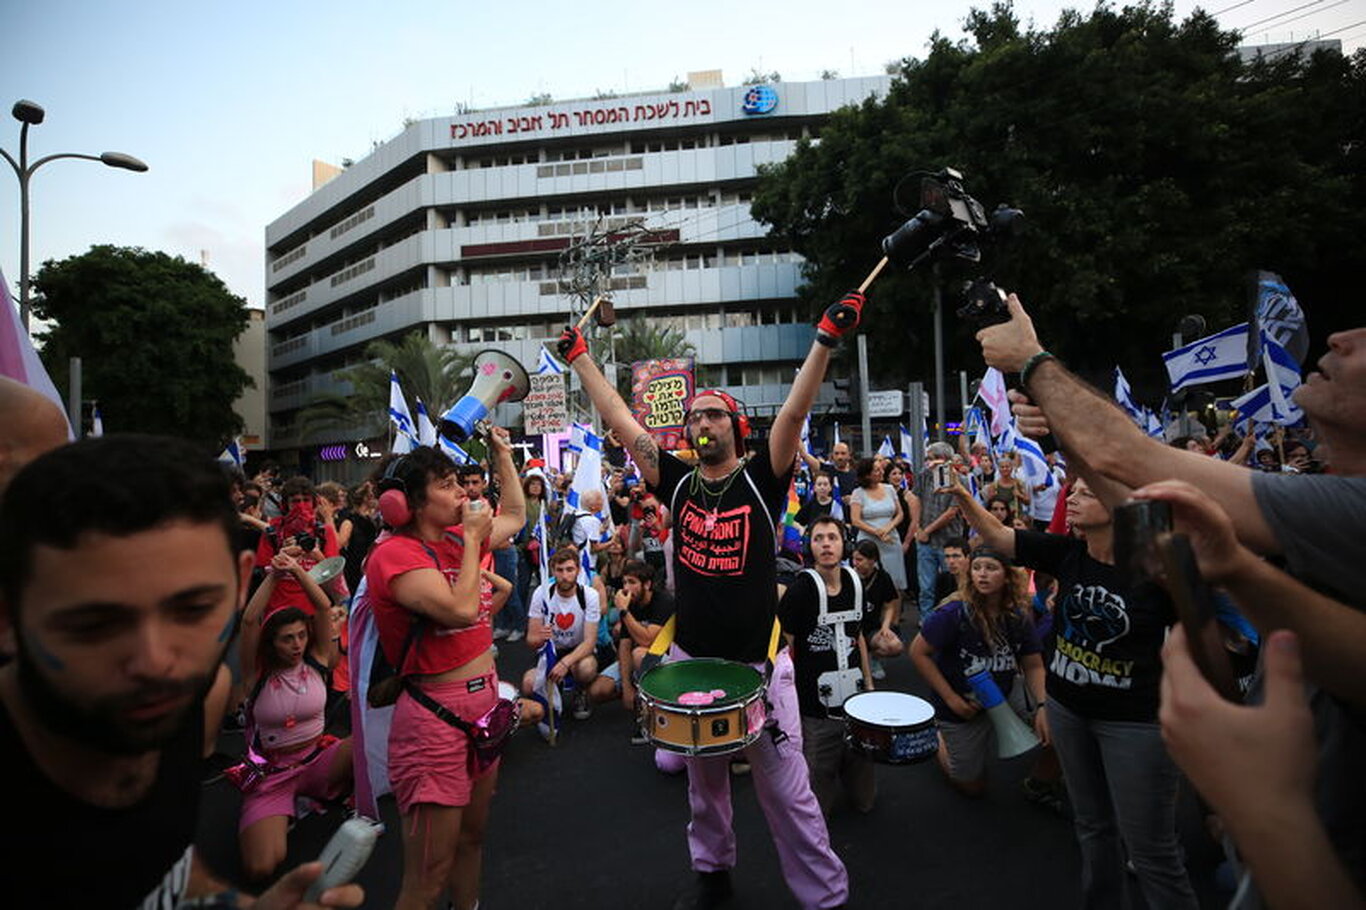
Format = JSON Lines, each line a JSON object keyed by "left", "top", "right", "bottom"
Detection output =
{"left": 697, "top": 436, "right": 711, "bottom": 446}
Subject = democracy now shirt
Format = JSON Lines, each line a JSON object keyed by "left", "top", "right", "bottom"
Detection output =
{"left": 653, "top": 450, "right": 792, "bottom": 663}
{"left": 1014, "top": 530, "right": 1173, "bottom": 722}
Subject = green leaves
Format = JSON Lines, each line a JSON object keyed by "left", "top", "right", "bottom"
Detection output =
{"left": 33, "top": 245, "right": 251, "bottom": 448}
{"left": 753, "top": 4, "right": 1364, "bottom": 398}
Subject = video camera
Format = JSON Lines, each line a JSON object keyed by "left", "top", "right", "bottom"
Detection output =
{"left": 879, "top": 168, "right": 1024, "bottom": 327}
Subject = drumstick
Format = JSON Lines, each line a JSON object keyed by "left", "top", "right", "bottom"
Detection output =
{"left": 575, "top": 296, "right": 607, "bottom": 331}
{"left": 858, "top": 257, "right": 889, "bottom": 295}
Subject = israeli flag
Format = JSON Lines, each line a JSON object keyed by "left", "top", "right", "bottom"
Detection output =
{"left": 438, "top": 434, "right": 475, "bottom": 465}
{"left": 1232, "top": 382, "right": 1303, "bottom": 430}
{"left": 965, "top": 406, "right": 991, "bottom": 451}
{"left": 1261, "top": 333, "right": 1303, "bottom": 424}
{"left": 1144, "top": 408, "right": 1164, "bottom": 439}
{"left": 567, "top": 423, "right": 607, "bottom": 512}
{"left": 415, "top": 397, "right": 438, "bottom": 447}
{"left": 1163, "top": 323, "right": 1249, "bottom": 393}
{"left": 90, "top": 405, "right": 104, "bottom": 438}
{"left": 537, "top": 347, "right": 566, "bottom": 375}
{"left": 800, "top": 413, "right": 811, "bottom": 452}
{"left": 877, "top": 436, "right": 895, "bottom": 458}
{"left": 1001, "top": 419, "right": 1054, "bottom": 490}
{"left": 388, "top": 370, "right": 417, "bottom": 454}
{"left": 217, "top": 437, "right": 245, "bottom": 468}
{"left": 832, "top": 422, "right": 842, "bottom": 448}
{"left": 1113, "top": 367, "right": 1144, "bottom": 425}
{"left": 899, "top": 424, "right": 915, "bottom": 459}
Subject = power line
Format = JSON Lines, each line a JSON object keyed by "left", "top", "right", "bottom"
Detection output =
{"left": 1239, "top": 0, "right": 1351, "bottom": 33}
{"left": 1239, "top": 0, "right": 1326, "bottom": 31}
{"left": 1210, "top": 0, "right": 1261, "bottom": 14}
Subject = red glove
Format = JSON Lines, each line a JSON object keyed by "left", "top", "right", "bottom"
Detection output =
{"left": 816, "top": 290, "right": 866, "bottom": 345}
{"left": 557, "top": 325, "right": 588, "bottom": 363}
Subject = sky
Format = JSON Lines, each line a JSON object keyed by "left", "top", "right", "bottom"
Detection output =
{"left": 2, "top": 0, "right": 1362, "bottom": 315}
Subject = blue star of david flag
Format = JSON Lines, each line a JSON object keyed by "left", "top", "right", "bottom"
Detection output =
{"left": 1113, "top": 367, "right": 1145, "bottom": 424}
{"left": 388, "top": 370, "right": 418, "bottom": 454}
{"left": 1163, "top": 323, "right": 1249, "bottom": 394}
{"left": 438, "top": 434, "right": 475, "bottom": 465}
{"left": 537, "top": 347, "right": 566, "bottom": 375}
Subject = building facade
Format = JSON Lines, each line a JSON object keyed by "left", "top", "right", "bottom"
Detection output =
{"left": 263, "top": 75, "right": 892, "bottom": 474}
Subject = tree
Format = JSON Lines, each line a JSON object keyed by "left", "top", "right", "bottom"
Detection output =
{"left": 297, "top": 331, "right": 475, "bottom": 442}
{"left": 610, "top": 316, "right": 696, "bottom": 398}
{"left": 752, "top": 4, "right": 1365, "bottom": 402}
{"left": 33, "top": 245, "right": 252, "bottom": 447}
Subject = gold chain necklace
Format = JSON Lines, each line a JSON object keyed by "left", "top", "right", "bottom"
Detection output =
{"left": 689, "top": 460, "right": 746, "bottom": 533}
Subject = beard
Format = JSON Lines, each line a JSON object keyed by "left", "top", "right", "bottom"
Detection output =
{"left": 14, "top": 641, "right": 215, "bottom": 756}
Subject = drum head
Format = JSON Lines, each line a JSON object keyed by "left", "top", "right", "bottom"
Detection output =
{"left": 843, "top": 691, "right": 934, "bottom": 727}
{"left": 639, "top": 659, "right": 763, "bottom": 705}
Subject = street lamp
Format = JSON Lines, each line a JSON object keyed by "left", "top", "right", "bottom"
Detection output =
{"left": 1, "top": 99, "right": 148, "bottom": 330}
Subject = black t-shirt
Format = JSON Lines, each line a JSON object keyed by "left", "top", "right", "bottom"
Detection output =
{"left": 794, "top": 496, "right": 835, "bottom": 528}
{"left": 778, "top": 569, "right": 874, "bottom": 718}
{"left": 633, "top": 586, "right": 677, "bottom": 627}
{"left": 652, "top": 451, "right": 792, "bottom": 662}
{"left": 820, "top": 462, "right": 858, "bottom": 502}
{"left": 0, "top": 698, "right": 204, "bottom": 907}
{"left": 1014, "top": 530, "right": 1174, "bottom": 722}
{"left": 859, "top": 566, "right": 897, "bottom": 636}
{"left": 339, "top": 508, "right": 379, "bottom": 593}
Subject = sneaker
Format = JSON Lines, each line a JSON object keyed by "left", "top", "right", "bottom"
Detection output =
{"left": 506, "top": 629, "right": 524, "bottom": 642}
{"left": 630, "top": 721, "right": 650, "bottom": 746}
{"left": 870, "top": 658, "right": 886, "bottom": 681}
{"left": 492, "top": 627, "right": 510, "bottom": 640}
{"left": 729, "top": 757, "right": 750, "bottom": 776}
{"left": 573, "top": 689, "right": 592, "bottom": 720}
{"left": 672, "top": 870, "right": 733, "bottom": 910}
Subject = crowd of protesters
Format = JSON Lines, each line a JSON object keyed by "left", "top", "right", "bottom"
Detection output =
{"left": 0, "top": 280, "right": 1362, "bottom": 910}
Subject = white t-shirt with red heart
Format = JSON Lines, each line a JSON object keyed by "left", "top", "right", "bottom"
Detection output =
{"left": 531, "top": 582, "right": 601, "bottom": 651}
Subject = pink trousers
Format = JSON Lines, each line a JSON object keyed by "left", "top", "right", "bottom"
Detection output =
{"left": 673, "top": 646, "right": 849, "bottom": 909}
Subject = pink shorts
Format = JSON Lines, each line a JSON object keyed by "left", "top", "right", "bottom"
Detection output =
{"left": 239, "top": 736, "right": 348, "bottom": 831}
{"left": 388, "top": 672, "right": 500, "bottom": 813}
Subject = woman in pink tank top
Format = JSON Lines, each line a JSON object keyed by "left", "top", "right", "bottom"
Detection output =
{"left": 236, "top": 550, "right": 353, "bottom": 882}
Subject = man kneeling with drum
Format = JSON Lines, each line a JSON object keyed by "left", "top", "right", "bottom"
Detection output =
{"left": 778, "top": 516, "right": 876, "bottom": 817}
{"left": 556, "top": 290, "right": 865, "bottom": 910}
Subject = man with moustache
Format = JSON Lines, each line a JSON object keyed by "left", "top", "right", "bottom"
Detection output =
{"left": 0, "top": 435, "right": 362, "bottom": 909}
{"left": 556, "top": 289, "right": 867, "bottom": 910}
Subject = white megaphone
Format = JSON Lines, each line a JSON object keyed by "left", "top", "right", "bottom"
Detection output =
{"left": 966, "top": 669, "right": 1041, "bottom": 759}
{"left": 439, "top": 349, "right": 530, "bottom": 442}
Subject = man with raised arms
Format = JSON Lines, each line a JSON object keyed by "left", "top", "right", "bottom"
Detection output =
{"left": 555, "top": 290, "right": 868, "bottom": 910}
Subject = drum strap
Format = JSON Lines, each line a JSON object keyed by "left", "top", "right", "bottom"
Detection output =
{"left": 646, "top": 614, "right": 784, "bottom": 663}
{"left": 799, "top": 567, "right": 863, "bottom": 673}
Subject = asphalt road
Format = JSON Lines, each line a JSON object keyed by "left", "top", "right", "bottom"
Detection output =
{"left": 198, "top": 640, "right": 1228, "bottom": 909}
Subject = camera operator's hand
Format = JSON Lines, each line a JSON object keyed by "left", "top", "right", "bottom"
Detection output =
{"left": 1161, "top": 627, "right": 1314, "bottom": 844}
{"left": 1129, "top": 480, "right": 1247, "bottom": 583}
{"left": 976, "top": 293, "right": 1044, "bottom": 372}
{"left": 1007, "top": 389, "right": 1052, "bottom": 439}
{"left": 555, "top": 326, "right": 589, "bottom": 364}
{"left": 816, "top": 290, "right": 866, "bottom": 345}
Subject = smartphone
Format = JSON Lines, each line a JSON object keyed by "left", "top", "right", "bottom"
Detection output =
{"left": 304, "top": 817, "right": 382, "bottom": 902}
{"left": 1157, "top": 534, "right": 1240, "bottom": 701}
{"left": 932, "top": 463, "right": 952, "bottom": 490}
{"left": 1113, "top": 499, "right": 1172, "bottom": 585}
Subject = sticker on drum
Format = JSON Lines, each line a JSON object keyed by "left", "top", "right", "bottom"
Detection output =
{"left": 842, "top": 691, "right": 938, "bottom": 765}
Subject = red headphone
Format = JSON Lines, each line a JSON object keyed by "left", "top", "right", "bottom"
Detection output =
{"left": 689, "top": 388, "right": 751, "bottom": 442}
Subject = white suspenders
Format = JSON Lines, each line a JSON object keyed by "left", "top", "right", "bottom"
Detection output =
{"left": 800, "top": 567, "right": 866, "bottom": 712}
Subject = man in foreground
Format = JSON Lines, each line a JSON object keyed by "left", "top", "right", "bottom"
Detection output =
{"left": 0, "top": 435, "right": 362, "bottom": 908}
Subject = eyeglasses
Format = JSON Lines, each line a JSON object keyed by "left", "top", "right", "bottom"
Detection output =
{"left": 685, "top": 407, "right": 731, "bottom": 425}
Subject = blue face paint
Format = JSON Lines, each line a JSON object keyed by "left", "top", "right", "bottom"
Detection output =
{"left": 217, "top": 610, "right": 237, "bottom": 643}
{"left": 27, "top": 634, "right": 65, "bottom": 672}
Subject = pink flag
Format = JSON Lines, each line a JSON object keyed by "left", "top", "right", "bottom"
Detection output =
{"left": 0, "top": 269, "right": 70, "bottom": 433}
{"left": 977, "top": 368, "right": 1010, "bottom": 438}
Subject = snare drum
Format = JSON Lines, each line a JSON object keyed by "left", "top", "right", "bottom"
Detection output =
{"left": 843, "top": 691, "right": 938, "bottom": 764}
{"left": 637, "top": 659, "right": 767, "bottom": 756}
